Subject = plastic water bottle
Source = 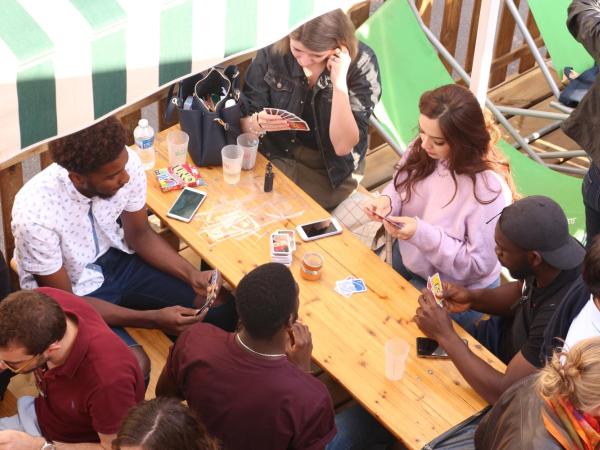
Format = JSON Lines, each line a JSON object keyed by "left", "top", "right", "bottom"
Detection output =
{"left": 134, "top": 119, "right": 155, "bottom": 170}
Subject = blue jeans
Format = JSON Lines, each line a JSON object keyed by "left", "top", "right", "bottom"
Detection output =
{"left": 583, "top": 162, "right": 600, "bottom": 247}
{"left": 88, "top": 248, "right": 238, "bottom": 345}
{"left": 326, "top": 405, "right": 396, "bottom": 450}
{"left": 392, "top": 241, "right": 497, "bottom": 329}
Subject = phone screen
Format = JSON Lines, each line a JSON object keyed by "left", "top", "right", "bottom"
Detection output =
{"left": 300, "top": 220, "right": 339, "bottom": 239}
{"left": 168, "top": 189, "right": 206, "bottom": 220}
{"left": 416, "top": 337, "right": 468, "bottom": 358}
{"left": 416, "top": 337, "right": 448, "bottom": 358}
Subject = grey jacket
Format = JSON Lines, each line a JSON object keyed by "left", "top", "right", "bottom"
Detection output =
{"left": 562, "top": 0, "right": 600, "bottom": 165}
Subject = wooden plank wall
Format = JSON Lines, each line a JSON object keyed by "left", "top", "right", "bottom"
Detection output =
{"left": 0, "top": 0, "right": 548, "bottom": 265}
{"left": 416, "top": 0, "right": 542, "bottom": 84}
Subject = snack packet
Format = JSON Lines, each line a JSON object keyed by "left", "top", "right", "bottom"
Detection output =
{"left": 154, "top": 163, "right": 206, "bottom": 192}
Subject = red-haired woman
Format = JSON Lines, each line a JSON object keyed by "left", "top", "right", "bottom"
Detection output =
{"left": 364, "top": 84, "right": 517, "bottom": 303}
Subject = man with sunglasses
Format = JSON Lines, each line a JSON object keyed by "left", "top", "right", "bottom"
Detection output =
{"left": 0, "top": 288, "right": 144, "bottom": 449}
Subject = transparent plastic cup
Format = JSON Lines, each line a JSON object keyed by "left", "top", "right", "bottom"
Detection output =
{"left": 237, "top": 133, "right": 259, "bottom": 170}
{"left": 385, "top": 338, "right": 409, "bottom": 381}
{"left": 221, "top": 145, "right": 244, "bottom": 184}
{"left": 167, "top": 130, "right": 189, "bottom": 166}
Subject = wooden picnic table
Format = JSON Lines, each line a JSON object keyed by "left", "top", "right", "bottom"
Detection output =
{"left": 145, "top": 126, "right": 506, "bottom": 449}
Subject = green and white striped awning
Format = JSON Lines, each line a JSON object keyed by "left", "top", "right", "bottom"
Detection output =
{"left": 0, "top": 0, "right": 350, "bottom": 167}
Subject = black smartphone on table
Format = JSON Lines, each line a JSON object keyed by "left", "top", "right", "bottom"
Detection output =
{"left": 416, "top": 337, "right": 468, "bottom": 358}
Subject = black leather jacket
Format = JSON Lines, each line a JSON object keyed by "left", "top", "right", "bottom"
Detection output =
{"left": 562, "top": 0, "right": 600, "bottom": 165}
{"left": 242, "top": 42, "right": 381, "bottom": 188}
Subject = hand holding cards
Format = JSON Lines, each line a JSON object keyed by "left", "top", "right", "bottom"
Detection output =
{"left": 264, "top": 108, "right": 310, "bottom": 131}
{"left": 197, "top": 269, "right": 220, "bottom": 316}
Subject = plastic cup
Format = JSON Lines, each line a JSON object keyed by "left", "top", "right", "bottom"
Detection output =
{"left": 237, "top": 133, "right": 259, "bottom": 170}
{"left": 221, "top": 145, "right": 244, "bottom": 184}
{"left": 167, "top": 130, "right": 189, "bottom": 166}
{"left": 385, "top": 338, "right": 409, "bottom": 381}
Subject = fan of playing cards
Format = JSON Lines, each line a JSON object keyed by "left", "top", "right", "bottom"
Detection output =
{"left": 270, "top": 230, "right": 296, "bottom": 266}
{"left": 265, "top": 108, "right": 310, "bottom": 131}
{"left": 335, "top": 276, "right": 367, "bottom": 297}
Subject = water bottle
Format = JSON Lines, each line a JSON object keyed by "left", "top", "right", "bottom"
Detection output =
{"left": 133, "top": 119, "right": 155, "bottom": 170}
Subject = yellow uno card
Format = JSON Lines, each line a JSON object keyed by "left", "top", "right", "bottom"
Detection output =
{"left": 430, "top": 272, "right": 444, "bottom": 305}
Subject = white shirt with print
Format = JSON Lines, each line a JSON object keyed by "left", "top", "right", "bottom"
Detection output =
{"left": 11, "top": 147, "right": 147, "bottom": 296}
{"left": 564, "top": 295, "right": 600, "bottom": 349}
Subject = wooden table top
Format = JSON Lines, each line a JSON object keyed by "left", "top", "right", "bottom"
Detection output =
{"left": 145, "top": 126, "right": 506, "bottom": 449}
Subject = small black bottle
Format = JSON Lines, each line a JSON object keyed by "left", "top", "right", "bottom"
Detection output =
{"left": 264, "top": 162, "right": 274, "bottom": 192}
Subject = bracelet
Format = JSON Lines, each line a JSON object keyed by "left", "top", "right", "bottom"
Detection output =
{"left": 248, "top": 112, "right": 266, "bottom": 138}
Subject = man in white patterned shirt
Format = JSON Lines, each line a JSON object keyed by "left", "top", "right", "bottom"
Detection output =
{"left": 11, "top": 117, "right": 236, "bottom": 373}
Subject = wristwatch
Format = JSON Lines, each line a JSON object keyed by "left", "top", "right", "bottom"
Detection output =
{"left": 41, "top": 440, "right": 56, "bottom": 450}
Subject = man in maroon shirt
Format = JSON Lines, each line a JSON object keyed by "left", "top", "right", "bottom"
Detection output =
{"left": 0, "top": 287, "right": 144, "bottom": 449}
{"left": 157, "top": 263, "right": 336, "bottom": 450}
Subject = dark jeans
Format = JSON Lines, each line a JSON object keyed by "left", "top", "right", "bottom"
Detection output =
{"left": 0, "top": 251, "right": 10, "bottom": 301}
{"left": 0, "top": 251, "right": 12, "bottom": 400}
{"left": 463, "top": 315, "right": 505, "bottom": 360}
{"left": 583, "top": 162, "right": 600, "bottom": 247}
{"left": 326, "top": 405, "right": 396, "bottom": 450}
{"left": 88, "top": 248, "right": 237, "bottom": 345}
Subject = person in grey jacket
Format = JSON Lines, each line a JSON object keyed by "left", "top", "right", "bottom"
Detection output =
{"left": 563, "top": 0, "right": 600, "bottom": 244}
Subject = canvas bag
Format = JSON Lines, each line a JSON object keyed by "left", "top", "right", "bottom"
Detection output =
{"left": 165, "top": 65, "right": 242, "bottom": 166}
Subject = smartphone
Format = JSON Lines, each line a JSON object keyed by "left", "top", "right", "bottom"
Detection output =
{"left": 416, "top": 337, "right": 468, "bottom": 358}
{"left": 167, "top": 187, "right": 207, "bottom": 222}
{"left": 296, "top": 217, "right": 343, "bottom": 241}
{"left": 196, "top": 270, "right": 220, "bottom": 316}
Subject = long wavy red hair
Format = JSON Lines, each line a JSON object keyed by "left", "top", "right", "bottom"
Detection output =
{"left": 394, "top": 84, "right": 518, "bottom": 206}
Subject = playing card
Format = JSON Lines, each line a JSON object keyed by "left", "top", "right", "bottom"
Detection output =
{"left": 276, "top": 229, "right": 296, "bottom": 251}
{"left": 351, "top": 278, "right": 367, "bottom": 293}
{"left": 288, "top": 120, "right": 310, "bottom": 131}
{"left": 429, "top": 272, "right": 444, "bottom": 306}
{"left": 334, "top": 276, "right": 367, "bottom": 297}
{"left": 335, "top": 286, "right": 353, "bottom": 297}
{"left": 277, "top": 110, "right": 298, "bottom": 120}
{"left": 270, "top": 233, "right": 290, "bottom": 255}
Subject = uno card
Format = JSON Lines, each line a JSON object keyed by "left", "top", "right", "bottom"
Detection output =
{"left": 352, "top": 278, "right": 367, "bottom": 292}
{"left": 429, "top": 272, "right": 444, "bottom": 306}
{"left": 270, "top": 233, "right": 290, "bottom": 255}
{"left": 276, "top": 229, "right": 296, "bottom": 251}
{"left": 288, "top": 120, "right": 310, "bottom": 131}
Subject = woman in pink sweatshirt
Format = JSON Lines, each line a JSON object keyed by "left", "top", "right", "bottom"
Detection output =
{"left": 365, "top": 84, "right": 517, "bottom": 296}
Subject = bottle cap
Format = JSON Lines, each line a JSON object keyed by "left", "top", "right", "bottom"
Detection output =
{"left": 138, "top": 119, "right": 149, "bottom": 127}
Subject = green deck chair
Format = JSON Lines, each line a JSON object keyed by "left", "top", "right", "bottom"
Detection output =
{"left": 527, "top": 0, "right": 594, "bottom": 81}
{"left": 357, "top": 0, "right": 585, "bottom": 242}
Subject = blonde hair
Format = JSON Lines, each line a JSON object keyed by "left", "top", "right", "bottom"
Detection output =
{"left": 274, "top": 9, "right": 358, "bottom": 60}
{"left": 483, "top": 108, "right": 520, "bottom": 202}
{"left": 537, "top": 337, "right": 600, "bottom": 413}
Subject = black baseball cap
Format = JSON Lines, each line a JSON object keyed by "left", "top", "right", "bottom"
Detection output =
{"left": 498, "top": 195, "right": 585, "bottom": 270}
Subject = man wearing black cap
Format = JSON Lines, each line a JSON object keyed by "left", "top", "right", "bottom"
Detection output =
{"left": 414, "top": 196, "right": 585, "bottom": 404}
